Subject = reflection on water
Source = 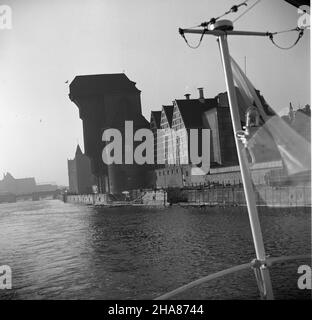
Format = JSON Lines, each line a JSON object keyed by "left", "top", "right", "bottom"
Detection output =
{"left": 0, "top": 200, "right": 310, "bottom": 299}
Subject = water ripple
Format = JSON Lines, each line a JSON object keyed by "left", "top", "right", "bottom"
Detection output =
{"left": 0, "top": 200, "right": 310, "bottom": 300}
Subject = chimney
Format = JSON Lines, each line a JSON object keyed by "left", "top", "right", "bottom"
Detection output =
{"left": 198, "top": 87, "right": 204, "bottom": 99}
{"left": 184, "top": 93, "right": 191, "bottom": 100}
{"left": 198, "top": 88, "right": 205, "bottom": 104}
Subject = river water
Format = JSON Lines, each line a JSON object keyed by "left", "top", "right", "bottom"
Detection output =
{"left": 0, "top": 200, "right": 310, "bottom": 300}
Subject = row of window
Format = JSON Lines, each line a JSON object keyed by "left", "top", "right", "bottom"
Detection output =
{"left": 160, "top": 110, "right": 183, "bottom": 130}
{"left": 172, "top": 118, "right": 182, "bottom": 126}
{"left": 158, "top": 168, "right": 189, "bottom": 177}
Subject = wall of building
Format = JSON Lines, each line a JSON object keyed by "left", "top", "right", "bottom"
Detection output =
{"left": 36, "top": 184, "right": 58, "bottom": 192}
{"left": 66, "top": 190, "right": 167, "bottom": 206}
{"left": 68, "top": 149, "right": 96, "bottom": 194}
{"left": 76, "top": 154, "right": 96, "bottom": 194}
{"left": 68, "top": 159, "right": 78, "bottom": 193}
{"left": 155, "top": 164, "right": 209, "bottom": 188}
{"left": 155, "top": 161, "right": 285, "bottom": 188}
{"left": 292, "top": 109, "right": 311, "bottom": 142}
{"left": 217, "top": 107, "right": 238, "bottom": 165}
{"left": 172, "top": 102, "right": 189, "bottom": 165}
{"left": 0, "top": 173, "right": 37, "bottom": 195}
{"left": 185, "top": 184, "right": 311, "bottom": 207}
{"left": 202, "top": 106, "right": 238, "bottom": 166}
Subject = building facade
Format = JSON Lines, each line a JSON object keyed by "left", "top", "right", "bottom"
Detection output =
{"left": 151, "top": 87, "right": 303, "bottom": 189}
{"left": 0, "top": 172, "right": 57, "bottom": 195}
{"left": 154, "top": 88, "right": 240, "bottom": 188}
{"left": 0, "top": 172, "right": 36, "bottom": 195}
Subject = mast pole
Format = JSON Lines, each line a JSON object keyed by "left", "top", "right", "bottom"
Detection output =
{"left": 218, "top": 33, "right": 274, "bottom": 300}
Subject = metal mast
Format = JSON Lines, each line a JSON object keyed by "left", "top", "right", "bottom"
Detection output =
{"left": 180, "top": 21, "right": 274, "bottom": 299}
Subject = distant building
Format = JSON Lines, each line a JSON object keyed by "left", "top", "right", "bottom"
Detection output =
{"left": 36, "top": 184, "right": 58, "bottom": 193}
{"left": 0, "top": 172, "right": 36, "bottom": 195}
{"left": 154, "top": 88, "right": 240, "bottom": 188}
{"left": 69, "top": 73, "right": 151, "bottom": 194}
{"left": 150, "top": 111, "right": 161, "bottom": 166}
{"left": 0, "top": 172, "right": 58, "bottom": 197}
{"left": 290, "top": 104, "right": 311, "bottom": 142}
{"left": 152, "top": 87, "right": 286, "bottom": 189}
{"left": 204, "top": 91, "right": 239, "bottom": 166}
{"left": 67, "top": 145, "right": 96, "bottom": 194}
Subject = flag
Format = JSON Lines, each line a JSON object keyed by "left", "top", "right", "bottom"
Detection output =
{"left": 230, "top": 56, "right": 311, "bottom": 176}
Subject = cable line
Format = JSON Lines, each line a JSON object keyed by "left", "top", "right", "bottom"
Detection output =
{"left": 179, "top": 0, "right": 307, "bottom": 51}
{"left": 233, "top": 0, "right": 262, "bottom": 23}
{"left": 179, "top": 27, "right": 207, "bottom": 49}
{"left": 268, "top": 27, "right": 305, "bottom": 50}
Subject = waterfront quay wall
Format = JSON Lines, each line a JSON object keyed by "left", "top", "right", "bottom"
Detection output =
{"left": 65, "top": 185, "right": 310, "bottom": 208}
{"left": 66, "top": 193, "right": 109, "bottom": 205}
{"left": 65, "top": 190, "right": 167, "bottom": 206}
{"left": 184, "top": 185, "right": 311, "bottom": 207}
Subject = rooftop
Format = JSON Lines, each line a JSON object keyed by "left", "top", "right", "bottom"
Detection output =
{"left": 69, "top": 73, "right": 140, "bottom": 99}
{"left": 151, "top": 111, "right": 162, "bottom": 128}
{"left": 175, "top": 98, "right": 218, "bottom": 128}
{"left": 163, "top": 105, "right": 174, "bottom": 127}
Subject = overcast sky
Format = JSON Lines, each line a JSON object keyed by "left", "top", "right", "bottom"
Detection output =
{"left": 0, "top": 0, "right": 310, "bottom": 185}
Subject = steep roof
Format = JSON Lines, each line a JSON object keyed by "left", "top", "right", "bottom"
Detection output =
{"left": 75, "top": 144, "right": 83, "bottom": 157}
{"left": 215, "top": 88, "right": 274, "bottom": 122}
{"left": 163, "top": 105, "right": 174, "bottom": 126}
{"left": 3, "top": 172, "right": 15, "bottom": 180}
{"left": 283, "top": 0, "right": 309, "bottom": 8}
{"left": 175, "top": 98, "right": 218, "bottom": 128}
{"left": 150, "top": 111, "right": 161, "bottom": 128}
{"left": 1, "top": 172, "right": 36, "bottom": 184}
{"left": 69, "top": 73, "right": 140, "bottom": 99}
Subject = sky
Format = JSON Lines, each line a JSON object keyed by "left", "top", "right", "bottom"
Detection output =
{"left": 0, "top": 0, "right": 310, "bottom": 186}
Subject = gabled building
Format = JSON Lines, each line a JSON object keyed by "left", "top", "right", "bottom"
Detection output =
{"left": 159, "top": 105, "right": 174, "bottom": 165}
{"left": 153, "top": 86, "right": 284, "bottom": 188}
{"left": 291, "top": 104, "right": 311, "bottom": 142}
{"left": 155, "top": 89, "right": 221, "bottom": 188}
{"left": 150, "top": 111, "right": 161, "bottom": 166}
{"left": 172, "top": 93, "right": 218, "bottom": 165}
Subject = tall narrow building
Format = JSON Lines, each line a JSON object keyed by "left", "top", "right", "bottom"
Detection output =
{"left": 69, "top": 73, "right": 150, "bottom": 194}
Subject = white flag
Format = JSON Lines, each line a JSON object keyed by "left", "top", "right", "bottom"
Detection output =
{"left": 230, "top": 56, "right": 311, "bottom": 176}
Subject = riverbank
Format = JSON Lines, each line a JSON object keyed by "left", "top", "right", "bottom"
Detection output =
{"left": 64, "top": 184, "right": 311, "bottom": 208}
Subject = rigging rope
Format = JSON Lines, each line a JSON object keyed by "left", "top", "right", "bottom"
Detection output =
{"left": 233, "top": 0, "right": 261, "bottom": 23}
{"left": 268, "top": 27, "right": 305, "bottom": 50}
{"left": 183, "top": 0, "right": 252, "bottom": 31}
{"left": 179, "top": 0, "right": 306, "bottom": 50}
{"left": 179, "top": 27, "right": 207, "bottom": 49}
{"left": 180, "top": 26, "right": 305, "bottom": 51}
{"left": 200, "top": 0, "right": 252, "bottom": 28}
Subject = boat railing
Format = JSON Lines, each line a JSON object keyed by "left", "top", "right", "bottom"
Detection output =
{"left": 154, "top": 254, "right": 310, "bottom": 300}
